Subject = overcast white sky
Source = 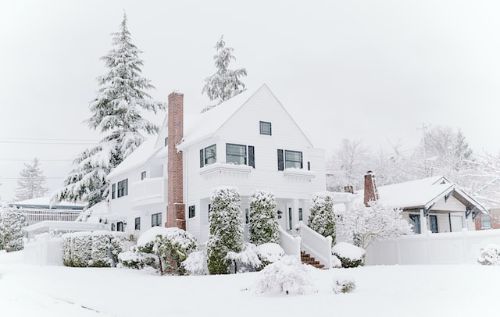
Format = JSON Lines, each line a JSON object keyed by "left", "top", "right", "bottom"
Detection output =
{"left": 0, "top": 0, "right": 499, "bottom": 201}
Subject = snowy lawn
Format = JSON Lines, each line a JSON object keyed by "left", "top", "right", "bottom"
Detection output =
{"left": 0, "top": 251, "right": 498, "bottom": 317}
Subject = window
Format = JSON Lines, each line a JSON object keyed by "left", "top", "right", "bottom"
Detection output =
{"left": 151, "top": 213, "right": 162, "bottom": 227}
{"left": 298, "top": 208, "right": 303, "bottom": 221}
{"left": 245, "top": 208, "right": 250, "bottom": 224}
{"left": 117, "top": 179, "right": 128, "bottom": 198}
{"left": 189, "top": 205, "right": 196, "bottom": 218}
{"left": 277, "top": 149, "right": 284, "bottom": 171}
{"left": 117, "top": 221, "right": 124, "bottom": 232}
{"left": 481, "top": 215, "right": 492, "bottom": 229}
{"left": 226, "top": 143, "right": 247, "bottom": 165}
{"left": 111, "top": 223, "right": 116, "bottom": 231}
{"left": 111, "top": 184, "right": 116, "bottom": 199}
{"left": 409, "top": 214, "right": 421, "bottom": 234}
{"left": 285, "top": 150, "right": 303, "bottom": 169}
{"left": 429, "top": 215, "right": 438, "bottom": 233}
{"left": 259, "top": 121, "right": 272, "bottom": 135}
{"left": 134, "top": 217, "right": 141, "bottom": 230}
{"left": 288, "top": 207, "right": 293, "bottom": 230}
{"left": 141, "top": 171, "right": 147, "bottom": 180}
{"left": 200, "top": 144, "right": 216, "bottom": 167}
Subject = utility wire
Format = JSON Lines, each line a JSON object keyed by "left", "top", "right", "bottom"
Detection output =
{"left": 0, "top": 138, "right": 97, "bottom": 145}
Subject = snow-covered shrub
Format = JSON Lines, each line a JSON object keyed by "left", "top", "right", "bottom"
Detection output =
{"left": 207, "top": 187, "right": 244, "bottom": 274}
{"left": 0, "top": 210, "right": 27, "bottom": 252}
{"left": 332, "top": 242, "right": 365, "bottom": 268}
{"left": 249, "top": 190, "right": 280, "bottom": 245}
{"left": 337, "top": 201, "right": 412, "bottom": 249}
{"left": 182, "top": 249, "right": 209, "bottom": 275}
{"left": 62, "top": 231, "right": 130, "bottom": 267}
{"left": 256, "top": 243, "right": 285, "bottom": 266}
{"left": 478, "top": 244, "right": 500, "bottom": 265}
{"left": 333, "top": 277, "right": 356, "bottom": 294}
{"left": 254, "top": 256, "right": 316, "bottom": 296}
{"left": 308, "top": 192, "right": 336, "bottom": 243}
{"left": 226, "top": 243, "right": 262, "bottom": 273}
{"left": 137, "top": 227, "right": 197, "bottom": 275}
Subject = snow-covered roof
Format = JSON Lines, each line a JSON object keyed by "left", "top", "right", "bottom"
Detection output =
{"left": 362, "top": 176, "right": 487, "bottom": 213}
{"left": 107, "top": 137, "right": 160, "bottom": 179}
{"left": 107, "top": 84, "right": 281, "bottom": 179}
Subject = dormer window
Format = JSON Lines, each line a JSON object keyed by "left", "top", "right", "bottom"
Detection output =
{"left": 259, "top": 121, "right": 272, "bottom": 135}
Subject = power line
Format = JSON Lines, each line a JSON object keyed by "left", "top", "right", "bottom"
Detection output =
{"left": 0, "top": 158, "right": 73, "bottom": 162}
{"left": 0, "top": 138, "right": 98, "bottom": 145}
{"left": 0, "top": 177, "right": 66, "bottom": 180}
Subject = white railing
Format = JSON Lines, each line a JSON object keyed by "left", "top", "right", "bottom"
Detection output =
{"left": 298, "top": 222, "right": 333, "bottom": 268}
{"left": 279, "top": 226, "right": 301, "bottom": 261}
{"left": 130, "top": 177, "right": 166, "bottom": 207}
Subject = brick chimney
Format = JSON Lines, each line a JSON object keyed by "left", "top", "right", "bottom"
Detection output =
{"left": 364, "top": 171, "right": 379, "bottom": 207}
{"left": 166, "top": 92, "right": 186, "bottom": 230}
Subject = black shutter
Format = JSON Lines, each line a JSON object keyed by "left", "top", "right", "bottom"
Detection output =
{"left": 248, "top": 145, "right": 255, "bottom": 168}
{"left": 277, "top": 149, "right": 284, "bottom": 171}
{"left": 200, "top": 149, "right": 204, "bottom": 168}
{"left": 307, "top": 161, "right": 311, "bottom": 171}
{"left": 300, "top": 152, "right": 303, "bottom": 169}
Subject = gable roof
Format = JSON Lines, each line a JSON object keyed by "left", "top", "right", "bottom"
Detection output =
{"left": 9, "top": 196, "right": 85, "bottom": 210}
{"left": 371, "top": 176, "right": 487, "bottom": 213}
{"left": 108, "top": 84, "right": 315, "bottom": 179}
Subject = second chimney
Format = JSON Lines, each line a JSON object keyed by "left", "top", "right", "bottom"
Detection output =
{"left": 364, "top": 171, "right": 379, "bottom": 207}
{"left": 166, "top": 92, "right": 186, "bottom": 230}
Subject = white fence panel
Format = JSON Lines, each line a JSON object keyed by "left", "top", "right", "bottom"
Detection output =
{"left": 366, "top": 229, "right": 500, "bottom": 265}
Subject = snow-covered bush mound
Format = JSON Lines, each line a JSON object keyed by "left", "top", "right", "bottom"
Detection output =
{"left": 254, "top": 256, "right": 316, "bottom": 296}
{"left": 256, "top": 243, "right": 285, "bottom": 265}
{"left": 0, "top": 210, "right": 27, "bottom": 252}
{"left": 136, "top": 227, "right": 197, "bottom": 275}
{"left": 331, "top": 255, "right": 342, "bottom": 268}
{"left": 478, "top": 244, "right": 500, "bottom": 265}
{"left": 182, "top": 249, "right": 209, "bottom": 275}
{"left": 332, "top": 242, "right": 365, "bottom": 268}
{"left": 226, "top": 243, "right": 262, "bottom": 273}
{"left": 333, "top": 277, "right": 356, "bottom": 294}
{"left": 63, "top": 231, "right": 131, "bottom": 267}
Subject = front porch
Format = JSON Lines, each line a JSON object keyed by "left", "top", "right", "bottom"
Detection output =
{"left": 406, "top": 208, "right": 476, "bottom": 235}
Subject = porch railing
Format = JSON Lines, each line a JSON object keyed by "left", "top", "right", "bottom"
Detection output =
{"left": 278, "top": 226, "right": 301, "bottom": 261}
{"left": 298, "top": 222, "right": 333, "bottom": 268}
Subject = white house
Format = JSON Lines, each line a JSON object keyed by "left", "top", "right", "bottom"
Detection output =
{"left": 102, "top": 84, "right": 326, "bottom": 244}
{"left": 334, "top": 172, "right": 488, "bottom": 235}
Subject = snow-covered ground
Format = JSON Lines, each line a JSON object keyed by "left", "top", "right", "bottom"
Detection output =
{"left": 0, "top": 250, "right": 498, "bottom": 317}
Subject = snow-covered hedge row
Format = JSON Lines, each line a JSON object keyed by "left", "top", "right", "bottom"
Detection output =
{"left": 62, "top": 231, "right": 131, "bottom": 267}
{"left": 226, "top": 243, "right": 285, "bottom": 273}
{"left": 0, "top": 210, "right": 27, "bottom": 252}
{"left": 332, "top": 242, "right": 365, "bottom": 268}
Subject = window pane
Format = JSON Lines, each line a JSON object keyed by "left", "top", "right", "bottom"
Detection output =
{"left": 285, "top": 150, "right": 303, "bottom": 169}
{"left": 205, "top": 145, "right": 216, "bottom": 165}
{"left": 260, "top": 121, "right": 272, "bottom": 135}
{"left": 226, "top": 144, "right": 247, "bottom": 165}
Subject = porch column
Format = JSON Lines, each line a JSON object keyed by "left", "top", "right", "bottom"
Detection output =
{"left": 293, "top": 199, "right": 300, "bottom": 228}
{"left": 420, "top": 209, "right": 428, "bottom": 235}
{"left": 462, "top": 211, "right": 469, "bottom": 231}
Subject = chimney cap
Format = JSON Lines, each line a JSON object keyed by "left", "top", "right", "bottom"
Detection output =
{"left": 168, "top": 91, "right": 184, "bottom": 97}
{"left": 366, "top": 170, "right": 374, "bottom": 175}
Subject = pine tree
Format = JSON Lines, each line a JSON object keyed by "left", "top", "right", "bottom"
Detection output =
{"left": 249, "top": 190, "right": 280, "bottom": 245}
{"left": 308, "top": 192, "right": 336, "bottom": 243}
{"left": 207, "top": 187, "right": 244, "bottom": 274}
{"left": 202, "top": 36, "right": 247, "bottom": 112}
{"left": 15, "top": 158, "right": 48, "bottom": 201}
{"left": 56, "top": 14, "right": 164, "bottom": 207}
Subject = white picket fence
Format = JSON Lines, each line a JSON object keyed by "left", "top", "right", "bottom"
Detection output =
{"left": 366, "top": 229, "right": 500, "bottom": 265}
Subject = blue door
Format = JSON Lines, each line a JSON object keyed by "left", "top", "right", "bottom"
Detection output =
{"left": 429, "top": 215, "right": 438, "bottom": 233}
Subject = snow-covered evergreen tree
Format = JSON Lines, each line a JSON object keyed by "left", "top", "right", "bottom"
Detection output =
{"left": 308, "top": 192, "right": 336, "bottom": 243}
{"left": 249, "top": 190, "right": 280, "bottom": 245}
{"left": 0, "top": 209, "right": 27, "bottom": 252}
{"left": 56, "top": 14, "right": 164, "bottom": 207}
{"left": 201, "top": 36, "right": 247, "bottom": 112}
{"left": 207, "top": 187, "right": 244, "bottom": 274}
{"left": 15, "top": 158, "right": 48, "bottom": 201}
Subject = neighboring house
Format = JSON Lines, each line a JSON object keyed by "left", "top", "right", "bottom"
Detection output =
{"left": 336, "top": 173, "right": 487, "bottom": 234}
{"left": 8, "top": 196, "right": 84, "bottom": 225}
{"left": 102, "top": 84, "right": 326, "bottom": 243}
{"left": 475, "top": 207, "right": 500, "bottom": 230}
